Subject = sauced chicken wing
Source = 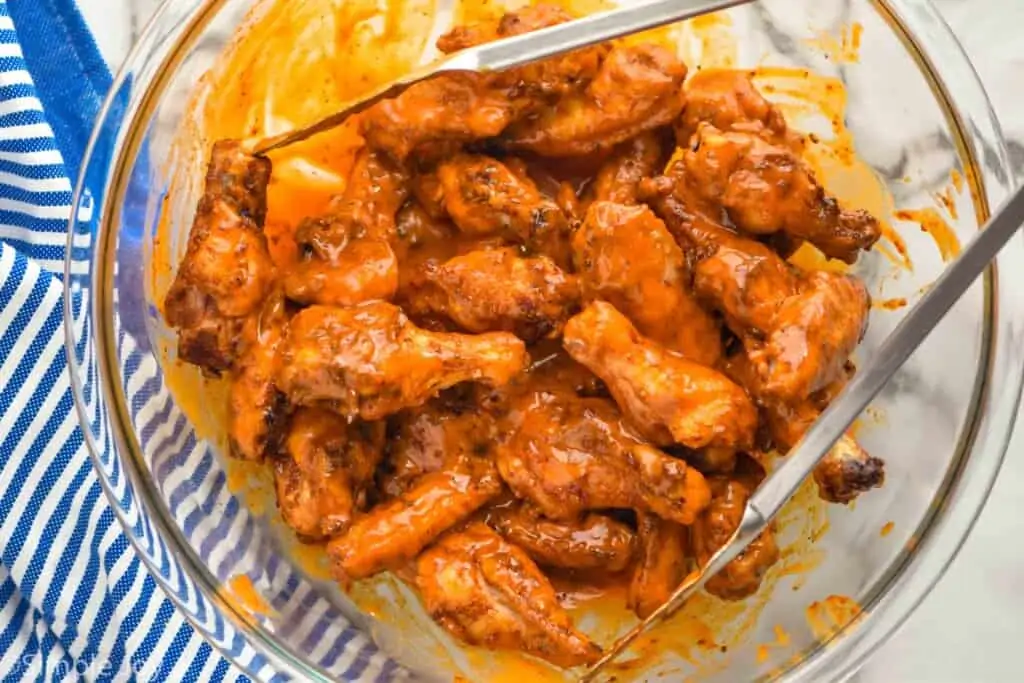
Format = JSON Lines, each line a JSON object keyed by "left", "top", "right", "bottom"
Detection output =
{"left": 724, "top": 353, "right": 884, "bottom": 504}
{"left": 228, "top": 290, "right": 289, "bottom": 462}
{"left": 685, "top": 125, "right": 881, "bottom": 263}
{"left": 273, "top": 408, "right": 385, "bottom": 541}
{"left": 645, "top": 189, "right": 870, "bottom": 402}
{"left": 416, "top": 524, "right": 602, "bottom": 667}
{"left": 504, "top": 44, "right": 687, "bottom": 157}
{"left": 628, "top": 513, "right": 689, "bottom": 619}
{"left": 381, "top": 391, "right": 500, "bottom": 497}
{"left": 677, "top": 69, "right": 793, "bottom": 146}
{"left": 436, "top": 154, "right": 573, "bottom": 267}
{"left": 496, "top": 389, "right": 711, "bottom": 524}
{"left": 588, "top": 132, "right": 669, "bottom": 205}
{"left": 563, "top": 302, "right": 757, "bottom": 450}
{"left": 329, "top": 457, "right": 503, "bottom": 581}
{"left": 573, "top": 201, "right": 720, "bottom": 364}
{"left": 283, "top": 149, "right": 407, "bottom": 306}
{"left": 437, "top": 4, "right": 607, "bottom": 103}
{"left": 164, "top": 140, "right": 275, "bottom": 374}
{"left": 488, "top": 503, "right": 636, "bottom": 572}
{"left": 749, "top": 270, "right": 870, "bottom": 402}
{"left": 691, "top": 478, "right": 779, "bottom": 600}
{"left": 425, "top": 247, "right": 580, "bottom": 342}
{"left": 361, "top": 73, "right": 515, "bottom": 162}
{"left": 278, "top": 302, "right": 528, "bottom": 420}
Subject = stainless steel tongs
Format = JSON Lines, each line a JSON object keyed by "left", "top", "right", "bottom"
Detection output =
{"left": 250, "top": 0, "right": 757, "bottom": 154}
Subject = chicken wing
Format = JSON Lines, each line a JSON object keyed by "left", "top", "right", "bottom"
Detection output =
{"left": 563, "top": 302, "right": 757, "bottom": 450}
{"left": 573, "top": 201, "right": 721, "bottom": 364}
{"left": 382, "top": 391, "right": 500, "bottom": 497}
{"left": 645, "top": 182, "right": 869, "bottom": 402}
{"left": 628, "top": 513, "right": 689, "bottom": 619}
{"left": 273, "top": 408, "right": 385, "bottom": 541}
{"left": 684, "top": 125, "right": 881, "bottom": 263}
{"left": 691, "top": 478, "right": 779, "bottom": 600}
{"left": 425, "top": 247, "right": 580, "bottom": 342}
{"left": 164, "top": 140, "right": 275, "bottom": 375}
{"left": 361, "top": 73, "right": 515, "bottom": 161}
{"left": 496, "top": 389, "right": 711, "bottom": 524}
{"left": 748, "top": 270, "right": 870, "bottom": 402}
{"left": 329, "top": 457, "right": 503, "bottom": 581}
{"left": 588, "top": 131, "right": 669, "bottom": 205}
{"left": 278, "top": 302, "right": 528, "bottom": 420}
{"left": 488, "top": 503, "right": 636, "bottom": 572}
{"left": 228, "top": 290, "right": 289, "bottom": 462}
{"left": 437, "top": 4, "right": 607, "bottom": 104}
{"left": 282, "top": 149, "right": 407, "bottom": 306}
{"left": 724, "top": 353, "right": 884, "bottom": 504}
{"left": 504, "top": 44, "right": 687, "bottom": 157}
{"left": 416, "top": 524, "right": 602, "bottom": 667}
{"left": 676, "top": 68, "right": 793, "bottom": 147}
{"left": 436, "top": 154, "right": 573, "bottom": 267}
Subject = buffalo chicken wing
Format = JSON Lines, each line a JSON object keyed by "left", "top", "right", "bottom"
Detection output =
{"left": 573, "top": 201, "right": 721, "bottom": 364}
{"left": 278, "top": 302, "right": 528, "bottom": 420}
{"left": 427, "top": 247, "right": 580, "bottom": 342}
{"left": 692, "top": 478, "right": 779, "bottom": 600}
{"left": 273, "top": 408, "right": 384, "bottom": 541}
{"left": 417, "top": 524, "right": 602, "bottom": 667}
{"left": 496, "top": 389, "right": 711, "bottom": 524}
{"left": 563, "top": 302, "right": 757, "bottom": 450}
{"left": 164, "top": 141, "right": 275, "bottom": 374}
{"left": 488, "top": 503, "right": 636, "bottom": 572}
{"left": 329, "top": 457, "right": 503, "bottom": 581}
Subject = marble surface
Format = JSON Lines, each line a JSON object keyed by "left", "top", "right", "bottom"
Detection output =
{"left": 74, "top": 0, "right": 1024, "bottom": 681}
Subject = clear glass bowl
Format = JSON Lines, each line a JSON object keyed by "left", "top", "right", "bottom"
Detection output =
{"left": 63, "top": 0, "right": 1024, "bottom": 680}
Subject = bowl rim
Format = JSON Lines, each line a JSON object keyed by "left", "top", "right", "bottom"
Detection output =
{"left": 62, "top": 0, "right": 1024, "bottom": 681}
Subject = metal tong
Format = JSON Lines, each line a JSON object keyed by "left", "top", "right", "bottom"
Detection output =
{"left": 251, "top": 0, "right": 756, "bottom": 155}
{"left": 581, "top": 183, "right": 1024, "bottom": 681}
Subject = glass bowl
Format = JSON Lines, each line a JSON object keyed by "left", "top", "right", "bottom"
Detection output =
{"left": 63, "top": 0, "right": 1024, "bottom": 680}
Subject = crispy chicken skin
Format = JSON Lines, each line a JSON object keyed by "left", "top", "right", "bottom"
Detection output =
{"left": 488, "top": 503, "right": 636, "bottom": 572}
{"left": 228, "top": 290, "right": 289, "bottom": 462}
{"left": 628, "top": 513, "right": 689, "bottom": 619}
{"left": 417, "top": 524, "right": 602, "bottom": 667}
{"left": 435, "top": 154, "right": 573, "bottom": 267}
{"left": 504, "top": 44, "right": 687, "bottom": 157}
{"left": 427, "top": 247, "right": 580, "bottom": 342}
{"left": 278, "top": 302, "right": 528, "bottom": 420}
{"left": 496, "top": 389, "right": 711, "bottom": 524}
{"left": 563, "top": 302, "right": 757, "bottom": 450}
{"left": 588, "top": 132, "right": 669, "bottom": 205}
{"left": 329, "top": 457, "right": 503, "bottom": 581}
{"left": 437, "top": 4, "right": 607, "bottom": 103}
{"left": 273, "top": 408, "right": 385, "bottom": 541}
{"left": 692, "top": 478, "right": 779, "bottom": 600}
{"left": 164, "top": 140, "right": 275, "bottom": 375}
{"left": 283, "top": 149, "right": 407, "bottom": 306}
{"left": 725, "top": 354, "right": 884, "bottom": 504}
{"left": 573, "top": 201, "right": 721, "bottom": 364}
{"left": 684, "top": 125, "right": 881, "bottom": 263}
{"left": 381, "top": 391, "right": 500, "bottom": 497}
{"left": 677, "top": 69, "right": 793, "bottom": 146}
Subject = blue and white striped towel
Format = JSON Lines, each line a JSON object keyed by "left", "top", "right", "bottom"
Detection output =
{"left": 0, "top": 1, "right": 245, "bottom": 679}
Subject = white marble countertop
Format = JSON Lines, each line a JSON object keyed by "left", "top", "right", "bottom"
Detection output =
{"left": 75, "top": 0, "right": 1024, "bottom": 681}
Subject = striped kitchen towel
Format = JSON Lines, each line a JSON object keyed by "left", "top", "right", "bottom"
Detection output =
{"left": 0, "top": 1, "right": 246, "bottom": 680}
